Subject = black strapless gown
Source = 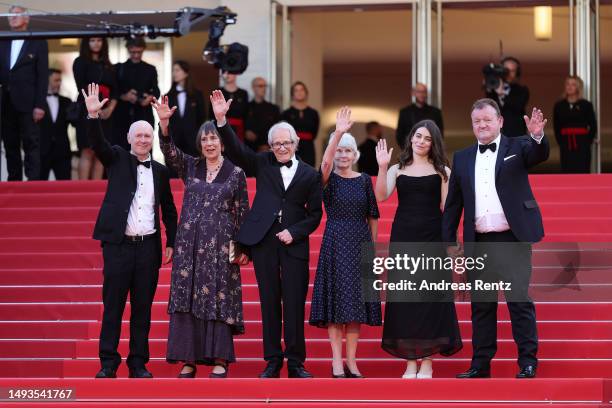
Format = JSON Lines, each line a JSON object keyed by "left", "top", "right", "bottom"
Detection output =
{"left": 381, "top": 174, "right": 463, "bottom": 359}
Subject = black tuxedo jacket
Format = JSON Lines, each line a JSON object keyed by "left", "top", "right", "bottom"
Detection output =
{"left": 217, "top": 122, "right": 322, "bottom": 260}
{"left": 442, "top": 134, "right": 549, "bottom": 244}
{"left": 40, "top": 95, "right": 73, "bottom": 157}
{"left": 88, "top": 119, "right": 177, "bottom": 268}
{"left": 167, "top": 87, "right": 205, "bottom": 157}
{"left": 0, "top": 39, "right": 48, "bottom": 112}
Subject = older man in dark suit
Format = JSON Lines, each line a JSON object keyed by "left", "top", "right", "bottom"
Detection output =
{"left": 83, "top": 83, "right": 177, "bottom": 379}
{"left": 210, "top": 89, "right": 322, "bottom": 378}
{"left": 0, "top": 5, "right": 48, "bottom": 180}
{"left": 443, "top": 98, "right": 548, "bottom": 379}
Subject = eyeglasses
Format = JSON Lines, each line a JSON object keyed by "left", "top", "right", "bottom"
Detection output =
{"left": 253, "top": 84, "right": 267, "bottom": 88}
{"left": 271, "top": 141, "right": 294, "bottom": 150}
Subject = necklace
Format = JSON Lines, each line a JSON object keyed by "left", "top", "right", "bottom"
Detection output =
{"left": 206, "top": 158, "right": 223, "bottom": 182}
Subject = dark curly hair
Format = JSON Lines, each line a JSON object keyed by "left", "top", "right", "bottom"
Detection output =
{"left": 398, "top": 119, "right": 449, "bottom": 182}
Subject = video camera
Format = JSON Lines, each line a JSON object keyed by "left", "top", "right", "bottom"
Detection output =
{"left": 482, "top": 63, "right": 509, "bottom": 93}
{"left": 203, "top": 18, "right": 249, "bottom": 74}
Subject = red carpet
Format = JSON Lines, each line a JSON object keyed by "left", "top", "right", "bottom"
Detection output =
{"left": 1, "top": 175, "right": 612, "bottom": 406}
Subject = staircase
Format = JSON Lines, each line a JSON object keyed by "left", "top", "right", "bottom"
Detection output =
{"left": 1, "top": 175, "right": 612, "bottom": 406}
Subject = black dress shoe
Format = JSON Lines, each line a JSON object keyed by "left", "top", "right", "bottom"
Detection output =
{"left": 516, "top": 365, "right": 537, "bottom": 378}
{"left": 129, "top": 367, "right": 153, "bottom": 378}
{"left": 288, "top": 365, "right": 313, "bottom": 378}
{"left": 456, "top": 368, "right": 491, "bottom": 378}
{"left": 259, "top": 361, "right": 282, "bottom": 378}
{"left": 178, "top": 364, "right": 197, "bottom": 378}
{"left": 95, "top": 368, "right": 116, "bottom": 378}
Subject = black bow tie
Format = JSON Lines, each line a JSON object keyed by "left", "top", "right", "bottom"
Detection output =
{"left": 137, "top": 160, "right": 151, "bottom": 168}
{"left": 479, "top": 143, "right": 497, "bottom": 154}
{"left": 277, "top": 160, "right": 293, "bottom": 168}
{"left": 47, "top": 93, "right": 58, "bottom": 96}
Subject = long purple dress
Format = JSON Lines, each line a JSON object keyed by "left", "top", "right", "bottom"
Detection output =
{"left": 160, "top": 134, "right": 249, "bottom": 366}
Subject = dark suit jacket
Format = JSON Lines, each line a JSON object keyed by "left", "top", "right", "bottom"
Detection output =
{"left": 486, "top": 83, "right": 529, "bottom": 137}
{"left": 88, "top": 119, "right": 178, "bottom": 269}
{"left": 442, "top": 134, "right": 549, "bottom": 245}
{"left": 40, "top": 95, "right": 73, "bottom": 158}
{"left": 217, "top": 122, "right": 323, "bottom": 260}
{"left": 0, "top": 39, "right": 48, "bottom": 112}
{"left": 167, "top": 87, "right": 205, "bottom": 157}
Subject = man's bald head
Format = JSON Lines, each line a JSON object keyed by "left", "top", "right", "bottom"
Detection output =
{"left": 128, "top": 120, "right": 154, "bottom": 158}
{"left": 412, "top": 83, "right": 428, "bottom": 106}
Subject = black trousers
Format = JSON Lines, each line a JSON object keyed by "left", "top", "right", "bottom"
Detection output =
{"left": 40, "top": 146, "right": 71, "bottom": 180}
{"left": 469, "top": 230, "right": 538, "bottom": 370}
{"left": 250, "top": 221, "right": 310, "bottom": 367}
{"left": 99, "top": 238, "right": 159, "bottom": 370}
{"left": 1, "top": 93, "right": 41, "bottom": 181}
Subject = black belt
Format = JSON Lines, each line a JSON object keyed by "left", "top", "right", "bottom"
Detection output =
{"left": 124, "top": 233, "right": 156, "bottom": 243}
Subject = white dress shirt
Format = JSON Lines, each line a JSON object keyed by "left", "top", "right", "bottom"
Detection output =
{"left": 46, "top": 94, "right": 59, "bottom": 123}
{"left": 474, "top": 134, "right": 510, "bottom": 233}
{"left": 125, "top": 153, "right": 156, "bottom": 236}
{"left": 9, "top": 39, "right": 24, "bottom": 70}
{"left": 280, "top": 155, "right": 299, "bottom": 190}
{"left": 176, "top": 85, "right": 187, "bottom": 117}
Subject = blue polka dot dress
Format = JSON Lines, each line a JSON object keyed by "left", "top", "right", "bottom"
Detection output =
{"left": 309, "top": 172, "right": 382, "bottom": 327}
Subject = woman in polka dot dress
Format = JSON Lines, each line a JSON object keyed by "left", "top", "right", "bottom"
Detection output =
{"left": 309, "top": 107, "right": 382, "bottom": 378}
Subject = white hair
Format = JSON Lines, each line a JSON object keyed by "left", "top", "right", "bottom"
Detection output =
{"left": 332, "top": 132, "right": 360, "bottom": 163}
{"left": 127, "top": 120, "right": 153, "bottom": 141}
{"left": 268, "top": 121, "right": 300, "bottom": 147}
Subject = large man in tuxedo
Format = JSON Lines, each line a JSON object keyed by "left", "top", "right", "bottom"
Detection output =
{"left": 210, "top": 90, "right": 322, "bottom": 378}
{"left": 443, "top": 98, "right": 548, "bottom": 379}
{"left": 83, "top": 84, "right": 177, "bottom": 379}
{"left": 0, "top": 5, "right": 48, "bottom": 180}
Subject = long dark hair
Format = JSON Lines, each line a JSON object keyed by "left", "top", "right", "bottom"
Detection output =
{"left": 171, "top": 60, "right": 196, "bottom": 97}
{"left": 79, "top": 37, "right": 112, "bottom": 68}
{"left": 398, "top": 119, "right": 449, "bottom": 182}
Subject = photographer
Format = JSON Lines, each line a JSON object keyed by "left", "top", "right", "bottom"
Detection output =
{"left": 113, "top": 38, "right": 160, "bottom": 150}
{"left": 485, "top": 57, "right": 529, "bottom": 137}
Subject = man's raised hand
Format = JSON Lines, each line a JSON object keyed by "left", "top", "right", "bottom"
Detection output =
{"left": 524, "top": 107, "right": 547, "bottom": 138}
{"left": 81, "top": 83, "right": 108, "bottom": 117}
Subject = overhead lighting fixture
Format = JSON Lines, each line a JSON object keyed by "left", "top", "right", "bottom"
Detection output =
{"left": 59, "top": 38, "right": 78, "bottom": 46}
{"left": 534, "top": 6, "right": 552, "bottom": 41}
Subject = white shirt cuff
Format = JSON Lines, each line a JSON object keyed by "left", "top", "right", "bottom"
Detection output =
{"left": 217, "top": 118, "right": 227, "bottom": 127}
{"left": 530, "top": 133, "right": 544, "bottom": 144}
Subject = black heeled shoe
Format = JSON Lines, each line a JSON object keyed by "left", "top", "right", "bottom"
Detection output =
{"left": 178, "top": 364, "right": 197, "bottom": 378}
{"left": 332, "top": 367, "right": 346, "bottom": 378}
{"left": 209, "top": 363, "right": 228, "bottom": 378}
{"left": 344, "top": 364, "right": 364, "bottom": 378}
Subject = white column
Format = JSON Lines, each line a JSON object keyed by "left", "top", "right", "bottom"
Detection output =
{"left": 414, "top": 0, "right": 433, "bottom": 103}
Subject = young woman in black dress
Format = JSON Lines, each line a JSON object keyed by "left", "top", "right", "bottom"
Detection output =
{"left": 375, "top": 120, "right": 462, "bottom": 379}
